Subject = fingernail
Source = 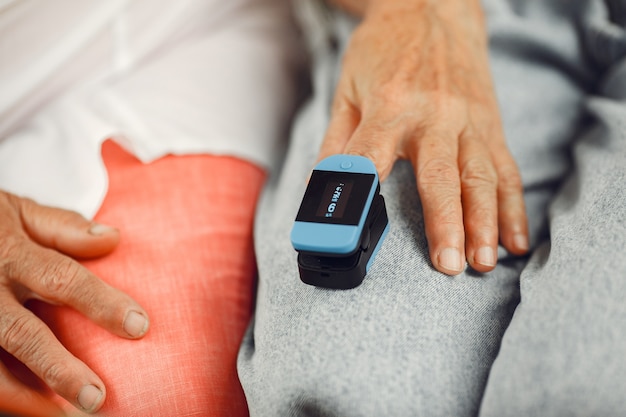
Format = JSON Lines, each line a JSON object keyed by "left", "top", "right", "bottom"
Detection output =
{"left": 123, "top": 310, "right": 149, "bottom": 338}
{"left": 88, "top": 223, "right": 116, "bottom": 236}
{"left": 77, "top": 384, "right": 103, "bottom": 412}
{"left": 475, "top": 246, "right": 496, "bottom": 267}
{"left": 513, "top": 233, "right": 529, "bottom": 252}
{"left": 439, "top": 248, "right": 463, "bottom": 273}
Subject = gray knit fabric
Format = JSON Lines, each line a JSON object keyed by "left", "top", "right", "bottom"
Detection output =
{"left": 238, "top": 1, "right": 626, "bottom": 416}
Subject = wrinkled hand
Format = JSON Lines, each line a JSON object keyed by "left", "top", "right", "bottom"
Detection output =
{"left": 320, "top": 0, "right": 529, "bottom": 274}
{"left": 0, "top": 191, "right": 149, "bottom": 414}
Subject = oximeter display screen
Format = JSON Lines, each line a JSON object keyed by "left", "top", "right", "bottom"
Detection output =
{"left": 315, "top": 179, "right": 354, "bottom": 219}
{"left": 296, "top": 171, "right": 375, "bottom": 225}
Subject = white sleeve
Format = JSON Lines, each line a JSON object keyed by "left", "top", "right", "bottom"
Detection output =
{"left": 0, "top": 0, "right": 304, "bottom": 218}
{"left": 94, "top": 0, "right": 304, "bottom": 168}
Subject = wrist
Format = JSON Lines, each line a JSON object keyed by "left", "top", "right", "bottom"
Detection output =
{"left": 328, "top": 0, "right": 484, "bottom": 20}
{"left": 362, "top": 0, "right": 488, "bottom": 45}
{"left": 364, "top": 0, "right": 483, "bottom": 16}
{"left": 326, "top": 0, "right": 369, "bottom": 16}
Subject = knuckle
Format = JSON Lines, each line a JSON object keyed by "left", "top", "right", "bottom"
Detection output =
{"left": 372, "top": 81, "right": 409, "bottom": 109}
{"left": 498, "top": 166, "right": 524, "bottom": 193}
{"left": 422, "top": 94, "right": 466, "bottom": 128}
{"left": 430, "top": 218, "right": 463, "bottom": 234}
{"left": 469, "top": 206, "right": 497, "bottom": 223}
{"left": 0, "top": 311, "right": 37, "bottom": 356}
{"left": 460, "top": 158, "right": 498, "bottom": 190}
{"left": 466, "top": 208, "right": 498, "bottom": 236}
{"left": 330, "top": 96, "right": 356, "bottom": 117}
{"left": 432, "top": 92, "right": 465, "bottom": 113}
{"left": 37, "top": 255, "right": 84, "bottom": 299}
{"left": 0, "top": 308, "right": 80, "bottom": 398}
{"left": 41, "top": 361, "right": 73, "bottom": 391}
{"left": 0, "top": 235, "right": 28, "bottom": 275}
{"left": 417, "top": 158, "right": 459, "bottom": 191}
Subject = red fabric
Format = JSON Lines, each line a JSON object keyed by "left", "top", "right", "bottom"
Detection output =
{"left": 30, "top": 140, "right": 264, "bottom": 415}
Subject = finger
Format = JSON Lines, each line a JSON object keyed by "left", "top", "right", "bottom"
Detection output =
{"left": 458, "top": 132, "right": 499, "bottom": 272}
{"left": 0, "top": 361, "right": 65, "bottom": 417}
{"left": 493, "top": 145, "right": 529, "bottom": 254}
{"left": 317, "top": 96, "right": 361, "bottom": 164}
{"left": 10, "top": 194, "right": 119, "bottom": 259}
{"left": 12, "top": 242, "right": 149, "bottom": 340}
{"left": 0, "top": 299, "right": 105, "bottom": 413}
{"left": 414, "top": 129, "right": 465, "bottom": 275}
{"left": 342, "top": 110, "right": 404, "bottom": 181}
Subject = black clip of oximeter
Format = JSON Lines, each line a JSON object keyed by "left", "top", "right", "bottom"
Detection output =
{"left": 290, "top": 155, "right": 389, "bottom": 289}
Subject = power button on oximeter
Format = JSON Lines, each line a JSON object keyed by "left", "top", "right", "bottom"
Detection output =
{"left": 290, "top": 155, "right": 390, "bottom": 289}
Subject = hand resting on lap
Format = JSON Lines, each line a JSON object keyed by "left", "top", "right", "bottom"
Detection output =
{"left": 0, "top": 191, "right": 149, "bottom": 414}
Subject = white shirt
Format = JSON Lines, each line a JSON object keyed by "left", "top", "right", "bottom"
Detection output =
{"left": 0, "top": 0, "right": 302, "bottom": 218}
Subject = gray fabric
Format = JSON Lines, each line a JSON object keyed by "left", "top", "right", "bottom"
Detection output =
{"left": 237, "top": 1, "right": 626, "bottom": 416}
{"left": 480, "top": 2, "right": 626, "bottom": 416}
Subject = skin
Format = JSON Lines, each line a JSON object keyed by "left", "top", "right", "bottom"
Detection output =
{"left": 0, "top": 361, "right": 66, "bottom": 417}
{"left": 0, "top": 0, "right": 528, "bottom": 413}
{"left": 322, "top": 0, "right": 529, "bottom": 274}
{"left": 0, "top": 191, "right": 149, "bottom": 414}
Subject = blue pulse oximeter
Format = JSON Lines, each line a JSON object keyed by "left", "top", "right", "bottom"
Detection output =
{"left": 290, "top": 155, "right": 390, "bottom": 289}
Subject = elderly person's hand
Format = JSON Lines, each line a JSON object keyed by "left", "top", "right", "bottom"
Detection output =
{"left": 0, "top": 191, "right": 149, "bottom": 414}
{"left": 320, "top": 0, "right": 529, "bottom": 275}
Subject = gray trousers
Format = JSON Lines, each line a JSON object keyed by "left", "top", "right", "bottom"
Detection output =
{"left": 238, "top": 1, "right": 626, "bottom": 415}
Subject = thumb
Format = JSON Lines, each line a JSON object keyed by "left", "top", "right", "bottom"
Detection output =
{"left": 12, "top": 194, "right": 119, "bottom": 259}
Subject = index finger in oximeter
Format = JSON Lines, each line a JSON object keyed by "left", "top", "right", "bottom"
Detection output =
{"left": 290, "top": 154, "right": 390, "bottom": 289}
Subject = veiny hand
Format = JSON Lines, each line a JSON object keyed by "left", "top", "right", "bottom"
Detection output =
{"left": 320, "top": 0, "right": 529, "bottom": 274}
{"left": 0, "top": 191, "right": 150, "bottom": 414}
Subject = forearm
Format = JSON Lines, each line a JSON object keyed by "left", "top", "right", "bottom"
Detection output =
{"left": 328, "top": 0, "right": 490, "bottom": 76}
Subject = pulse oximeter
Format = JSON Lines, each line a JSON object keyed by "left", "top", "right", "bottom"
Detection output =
{"left": 290, "top": 154, "right": 389, "bottom": 289}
